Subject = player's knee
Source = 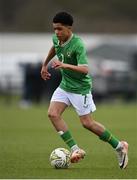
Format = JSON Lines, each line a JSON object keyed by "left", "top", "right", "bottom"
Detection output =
{"left": 82, "top": 119, "right": 95, "bottom": 130}
{"left": 82, "top": 121, "right": 90, "bottom": 129}
{"left": 48, "top": 110, "right": 59, "bottom": 120}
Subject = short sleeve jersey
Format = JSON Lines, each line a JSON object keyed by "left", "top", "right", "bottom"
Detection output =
{"left": 52, "top": 34, "right": 92, "bottom": 94}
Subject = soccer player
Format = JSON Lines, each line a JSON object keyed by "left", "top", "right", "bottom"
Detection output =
{"left": 41, "top": 12, "right": 128, "bottom": 169}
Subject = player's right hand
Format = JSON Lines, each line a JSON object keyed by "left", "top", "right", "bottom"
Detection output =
{"left": 41, "top": 65, "right": 51, "bottom": 80}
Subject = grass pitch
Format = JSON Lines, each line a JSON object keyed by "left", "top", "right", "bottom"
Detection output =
{"left": 0, "top": 101, "right": 137, "bottom": 179}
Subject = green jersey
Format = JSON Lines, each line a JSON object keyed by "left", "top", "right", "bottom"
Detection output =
{"left": 52, "top": 34, "right": 92, "bottom": 94}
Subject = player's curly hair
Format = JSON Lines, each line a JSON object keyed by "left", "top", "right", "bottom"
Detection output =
{"left": 53, "top": 12, "right": 73, "bottom": 26}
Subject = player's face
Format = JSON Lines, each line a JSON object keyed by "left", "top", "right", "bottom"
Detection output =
{"left": 53, "top": 23, "right": 72, "bottom": 42}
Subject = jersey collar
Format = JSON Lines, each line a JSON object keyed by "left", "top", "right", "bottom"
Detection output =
{"left": 58, "top": 34, "right": 73, "bottom": 47}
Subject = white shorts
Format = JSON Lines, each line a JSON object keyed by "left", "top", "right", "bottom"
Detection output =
{"left": 51, "top": 87, "right": 96, "bottom": 116}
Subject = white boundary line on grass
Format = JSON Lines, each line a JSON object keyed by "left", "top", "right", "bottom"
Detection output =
{"left": 1, "top": 179, "right": 137, "bottom": 180}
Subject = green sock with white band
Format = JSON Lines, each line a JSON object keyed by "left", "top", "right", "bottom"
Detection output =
{"left": 58, "top": 130, "right": 79, "bottom": 151}
{"left": 99, "top": 129, "right": 119, "bottom": 148}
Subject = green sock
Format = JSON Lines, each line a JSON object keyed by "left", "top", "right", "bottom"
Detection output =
{"left": 99, "top": 129, "right": 119, "bottom": 148}
{"left": 60, "top": 130, "right": 77, "bottom": 149}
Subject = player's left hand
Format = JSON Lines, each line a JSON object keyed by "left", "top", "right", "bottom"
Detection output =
{"left": 52, "top": 60, "right": 65, "bottom": 69}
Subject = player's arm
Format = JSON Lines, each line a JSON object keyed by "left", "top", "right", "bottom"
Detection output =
{"left": 52, "top": 60, "right": 89, "bottom": 74}
{"left": 52, "top": 43, "right": 89, "bottom": 74}
{"left": 41, "top": 46, "right": 56, "bottom": 80}
{"left": 43, "top": 46, "right": 56, "bottom": 66}
{"left": 64, "top": 63, "right": 89, "bottom": 74}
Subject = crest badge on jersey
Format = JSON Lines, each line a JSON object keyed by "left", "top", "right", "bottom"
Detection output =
{"left": 66, "top": 52, "right": 71, "bottom": 58}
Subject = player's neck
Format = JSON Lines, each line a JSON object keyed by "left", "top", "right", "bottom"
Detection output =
{"left": 65, "top": 32, "right": 72, "bottom": 41}
{"left": 60, "top": 33, "right": 73, "bottom": 46}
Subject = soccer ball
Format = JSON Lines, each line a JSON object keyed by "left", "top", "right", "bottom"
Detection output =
{"left": 50, "top": 148, "right": 71, "bottom": 169}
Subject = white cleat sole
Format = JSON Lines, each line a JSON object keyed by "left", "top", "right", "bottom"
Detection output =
{"left": 120, "top": 141, "right": 129, "bottom": 169}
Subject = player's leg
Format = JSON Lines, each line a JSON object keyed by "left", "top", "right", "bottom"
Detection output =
{"left": 79, "top": 114, "right": 128, "bottom": 169}
{"left": 48, "top": 101, "right": 68, "bottom": 132}
{"left": 69, "top": 92, "right": 128, "bottom": 168}
{"left": 79, "top": 114, "right": 120, "bottom": 147}
{"left": 48, "top": 87, "right": 81, "bottom": 155}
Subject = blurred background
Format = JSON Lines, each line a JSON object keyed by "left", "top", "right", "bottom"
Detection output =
{"left": 0, "top": 0, "right": 137, "bottom": 107}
